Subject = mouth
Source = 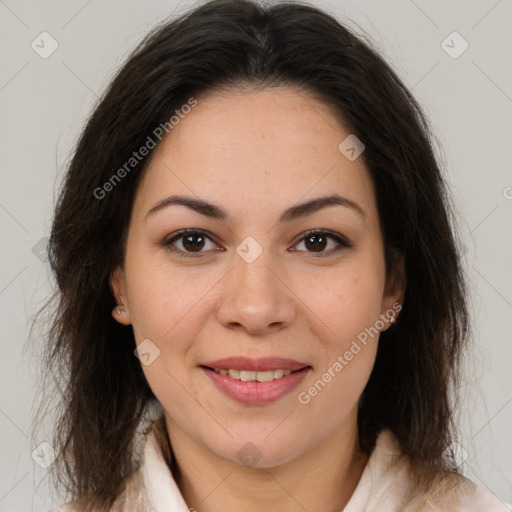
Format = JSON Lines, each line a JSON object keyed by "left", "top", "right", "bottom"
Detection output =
{"left": 199, "top": 363, "right": 312, "bottom": 405}
{"left": 200, "top": 365, "right": 309, "bottom": 382}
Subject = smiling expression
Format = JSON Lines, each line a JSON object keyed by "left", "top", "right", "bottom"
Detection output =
{"left": 110, "top": 85, "right": 403, "bottom": 467}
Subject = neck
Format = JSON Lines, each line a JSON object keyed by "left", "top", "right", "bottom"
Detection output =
{"left": 163, "top": 412, "right": 368, "bottom": 512}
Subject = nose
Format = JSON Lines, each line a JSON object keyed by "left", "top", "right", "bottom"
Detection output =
{"left": 215, "top": 250, "right": 297, "bottom": 335}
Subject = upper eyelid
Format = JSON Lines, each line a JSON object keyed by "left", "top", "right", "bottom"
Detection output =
{"left": 165, "top": 228, "right": 219, "bottom": 245}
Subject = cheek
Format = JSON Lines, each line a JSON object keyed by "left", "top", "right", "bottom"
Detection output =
{"left": 124, "top": 252, "right": 217, "bottom": 388}
{"left": 304, "top": 258, "right": 385, "bottom": 342}
{"left": 293, "top": 253, "right": 383, "bottom": 403}
{"left": 296, "top": 269, "right": 382, "bottom": 426}
{"left": 127, "top": 266, "right": 205, "bottom": 418}
{"left": 125, "top": 247, "right": 205, "bottom": 342}
{"left": 318, "top": 278, "right": 382, "bottom": 379}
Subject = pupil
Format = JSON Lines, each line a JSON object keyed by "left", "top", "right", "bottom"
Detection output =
{"left": 306, "top": 234, "right": 326, "bottom": 252}
{"left": 183, "top": 234, "right": 204, "bottom": 252}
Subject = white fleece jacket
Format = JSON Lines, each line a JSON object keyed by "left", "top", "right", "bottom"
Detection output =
{"left": 52, "top": 421, "right": 510, "bottom": 512}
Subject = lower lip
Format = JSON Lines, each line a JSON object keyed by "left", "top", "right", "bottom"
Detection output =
{"left": 201, "top": 366, "right": 311, "bottom": 405}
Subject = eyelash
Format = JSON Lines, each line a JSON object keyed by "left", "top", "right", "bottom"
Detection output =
{"left": 163, "top": 229, "right": 351, "bottom": 258}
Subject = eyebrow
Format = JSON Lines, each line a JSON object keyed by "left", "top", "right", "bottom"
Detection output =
{"left": 144, "top": 194, "right": 365, "bottom": 223}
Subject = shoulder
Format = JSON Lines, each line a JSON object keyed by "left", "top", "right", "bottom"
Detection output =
{"left": 423, "top": 475, "right": 510, "bottom": 511}
{"left": 48, "top": 404, "right": 168, "bottom": 512}
{"left": 357, "top": 430, "right": 511, "bottom": 512}
{"left": 49, "top": 467, "right": 154, "bottom": 512}
{"left": 48, "top": 469, "right": 152, "bottom": 512}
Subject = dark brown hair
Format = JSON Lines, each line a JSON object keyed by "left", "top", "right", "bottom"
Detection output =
{"left": 32, "top": 0, "right": 469, "bottom": 509}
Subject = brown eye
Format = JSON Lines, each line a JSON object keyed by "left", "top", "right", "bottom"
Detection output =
{"left": 304, "top": 233, "right": 328, "bottom": 252}
{"left": 181, "top": 233, "right": 206, "bottom": 252}
{"left": 164, "top": 230, "right": 218, "bottom": 257}
{"left": 293, "top": 230, "right": 350, "bottom": 256}
{"left": 164, "top": 229, "right": 350, "bottom": 258}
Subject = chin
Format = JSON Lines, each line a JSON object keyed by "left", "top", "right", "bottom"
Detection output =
{"left": 212, "top": 431, "right": 307, "bottom": 469}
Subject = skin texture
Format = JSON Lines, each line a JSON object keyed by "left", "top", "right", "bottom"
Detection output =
{"left": 110, "top": 86, "right": 404, "bottom": 512}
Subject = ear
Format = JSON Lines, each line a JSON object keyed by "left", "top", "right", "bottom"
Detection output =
{"left": 380, "top": 253, "right": 406, "bottom": 330}
{"left": 109, "top": 266, "right": 132, "bottom": 325}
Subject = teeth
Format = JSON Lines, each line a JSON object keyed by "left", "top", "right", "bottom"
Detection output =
{"left": 240, "top": 370, "right": 256, "bottom": 382}
{"left": 255, "top": 370, "right": 274, "bottom": 382}
{"left": 213, "top": 368, "right": 294, "bottom": 381}
{"left": 227, "top": 369, "right": 240, "bottom": 379}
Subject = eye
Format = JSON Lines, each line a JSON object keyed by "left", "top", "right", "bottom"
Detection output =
{"left": 163, "top": 229, "right": 220, "bottom": 257}
{"left": 163, "top": 228, "right": 351, "bottom": 258}
{"left": 292, "top": 229, "right": 351, "bottom": 256}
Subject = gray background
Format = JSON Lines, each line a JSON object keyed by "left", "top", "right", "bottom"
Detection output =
{"left": 0, "top": 0, "right": 510, "bottom": 510}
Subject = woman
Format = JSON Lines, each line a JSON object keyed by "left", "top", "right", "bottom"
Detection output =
{"left": 36, "top": 0, "right": 508, "bottom": 510}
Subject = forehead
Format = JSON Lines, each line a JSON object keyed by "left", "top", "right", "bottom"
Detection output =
{"left": 132, "top": 86, "right": 377, "bottom": 226}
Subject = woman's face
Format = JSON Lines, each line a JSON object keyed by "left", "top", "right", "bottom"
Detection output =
{"left": 111, "top": 86, "right": 402, "bottom": 467}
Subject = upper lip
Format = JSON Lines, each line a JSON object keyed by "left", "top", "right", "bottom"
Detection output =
{"left": 200, "top": 357, "right": 311, "bottom": 372}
